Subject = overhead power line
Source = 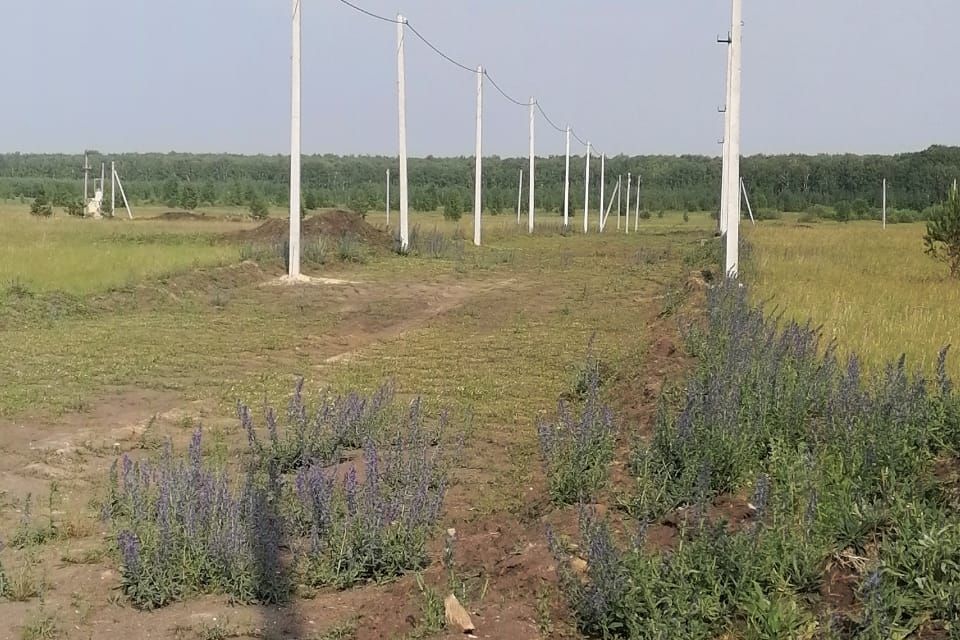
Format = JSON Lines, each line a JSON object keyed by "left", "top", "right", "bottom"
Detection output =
{"left": 405, "top": 22, "right": 477, "bottom": 74}
{"left": 335, "top": 0, "right": 604, "bottom": 149}
{"left": 336, "top": 0, "right": 400, "bottom": 24}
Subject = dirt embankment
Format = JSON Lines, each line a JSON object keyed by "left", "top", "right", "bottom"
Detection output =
{"left": 233, "top": 209, "right": 391, "bottom": 249}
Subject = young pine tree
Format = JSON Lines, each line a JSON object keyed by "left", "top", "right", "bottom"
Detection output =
{"left": 924, "top": 184, "right": 960, "bottom": 278}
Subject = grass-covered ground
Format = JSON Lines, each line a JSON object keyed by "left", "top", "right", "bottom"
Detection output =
{"left": 747, "top": 218, "right": 960, "bottom": 378}
{"left": 2, "top": 204, "right": 955, "bottom": 639}
{"left": 0, "top": 205, "right": 713, "bottom": 638}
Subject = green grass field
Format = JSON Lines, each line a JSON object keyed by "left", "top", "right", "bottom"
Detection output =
{"left": 3, "top": 203, "right": 956, "bottom": 639}
{"left": 747, "top": 218, "right": 960, "bottom": 377}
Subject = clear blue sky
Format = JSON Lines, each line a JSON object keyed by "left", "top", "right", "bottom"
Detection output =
{"left": 4, "top": 1, "right": 958, "bottom": 156}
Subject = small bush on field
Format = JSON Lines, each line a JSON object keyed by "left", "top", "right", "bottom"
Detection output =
{"left": 105, "top": 381, "right": 451, "bottom": 608}
{"left": 924, "top": 184, "right": 960, "bottom": 277}
{"left": 336, "top": 234, "right": 362, "bottom": 263}
{"left": 241, "top": 379, "right": 395, "bottom": 474}
{"left": 64, "top": 201, "right": 85, "bottom": 217}
{"left": 302, "top": 237, "right": 329, "bottom": 265}
{"left": 104, "top": 431, "right": 288, "bottom": 609}
{"left": 11, "top": 489, "right": 60, "bottom": 549}
{"left": 754, "top": 208, "right": 782, "bottom": 221}
{"left": 555, "top": 279, "right": 960, "bottom": 638}
{"left": 538, "top": 359, "right": 615, "bottom": 505}
{"left": 29, "top": 194, "right": 53, "bottom": 217}
{"left": 294, "top": 398, "right": 449, "bottom": 588}
{"left": 248, "top": 195, "right": 269, "bottom": 220}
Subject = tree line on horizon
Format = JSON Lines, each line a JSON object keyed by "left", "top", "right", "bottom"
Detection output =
{"left": 4, "top": 146, "right": 960, "bottom": 221}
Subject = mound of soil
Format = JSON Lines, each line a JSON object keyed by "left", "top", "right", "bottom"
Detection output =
{"left": 235, "top": 209, "right": 390, "bottom": 248}
{"left": 152, "top": 211, "right": 208, "bottom": 221}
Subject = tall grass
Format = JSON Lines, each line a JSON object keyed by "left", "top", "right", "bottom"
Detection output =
{"left": 0, "top": 210, "right": 246, "bottom": 295}
{"left": 748, "top": 220, "right": 960, "bottom": 378}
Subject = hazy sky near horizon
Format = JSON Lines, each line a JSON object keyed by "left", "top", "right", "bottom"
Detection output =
{"left": 4, "top": 1, "right": 959, "bottom": 157}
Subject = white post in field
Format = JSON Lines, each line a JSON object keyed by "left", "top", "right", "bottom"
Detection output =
{"left": 626, "top": 172, "right": 632, "bottom": 234}
{"left": 397, "top": 14, "right": 410, "bottom": 251}
{"left": 83, "top": 153, "right": 90, "bottom": 207}
{"left": 882, "top": 178, "right": 887, "bottom": 229}
{"left": 111, "top": 161, "right": 116, "bottom": 216}
{"left": 741, "top": 178, "right": 756, "bottom": 225}
{"left": 635, "top": 178, "right": 641, "bottom": 231}
{"left": 517, "top": 169, "right": 523, "bottom": 224}
{"left": 599, "top": 153, "right": 606, "bottom": 231}
{"left": 473, "top": 66, "right": 483, "bottom": 246}
{"left": 114, "top": 171, "right": 134, "bottom": 219}
{"left": 583, "top": 142, "right": 591, "bottom": 233}
{"left": 720, "top": 41, "right": 733, "bottom": 235}
{"left": 725, "top": 0, "right": 743, "bottom": 278}
{"left": 617, "top": 174, "right": 622, "bottom": 230}
{"left": 287, "top": 0, "right": 302, "bottom": 278}
{"left": 528, "top": 98, "right": 536, "bottom": 233}
{"left": 563, "top": 126, "right": 571, "bottom": 227}
{"left": 386, "top": 169, "right": 390, "bottom": 225}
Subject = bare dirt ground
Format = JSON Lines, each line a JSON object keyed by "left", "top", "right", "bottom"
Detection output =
{"left": 0, "top": 233, "right": 696, "bottom": 640}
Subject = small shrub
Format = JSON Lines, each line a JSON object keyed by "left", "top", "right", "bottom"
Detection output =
{"left": 21, "top": 606, "right": 59, "bottom": 640}
{"left": 538, "top": 359, "right": 615, "bottom": 505}
{"left": 248, "top": 196, "right": 269, "bottom": 220}
{"left": 442, "top": 191, "right": 464, "bottom": 221}
{"left": 29, "top": 194, "right": 53, "bottom": 217}
{"left": 924, "top": 185, "right": 960, "bottom": 277}
{"left": 302, "top": 237, "right": 329, "bottom": 265}
{"left": 64, "top": 201, "right": 85, "bottom": 217}
{"left": 336, "top": 234, "right": 362, "bottom": 262}
{"left": 104, "top": 430, "right": 289, "bottom": 609}
{"left": 295, "top": 397, "right": 449, "bottom": 588}
{"left": 638, "top": 209, "right": 652, "bottom": 220}
{"left": 241, "top": 379, "right": 395, "bottom": 475}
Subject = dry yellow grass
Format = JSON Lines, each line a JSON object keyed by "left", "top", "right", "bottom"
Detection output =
{"left": 747, "top": 219, "right": 960, "bottom": 378}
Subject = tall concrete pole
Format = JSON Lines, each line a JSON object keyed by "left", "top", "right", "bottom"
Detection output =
{"left": 599, "top": 153, "right": 606, "bottom": 231}
{"left": 882, "top": 178, "right": 887, "bottom": 229}
{"left": 111, "top": 161, "right": 116, "bottom": 215}
{"left": 528, "top": 98, "right": 535, "bottom": 234}
{"left": 720, "top": 41, "right": 733, "bottom": 235}
{"left": 473, "top": 66, "right": 483, "bottom": 246}
{"left": 583, "top": 142, "right": 590, "bottom": 233}
{"left": 563, "top": 126, "right": 571, "bottom": 227}
{"left": 288, "top": 0, "right": 302, "bottom": 278}
{"left": 386, "top": 169, "right": 390, "bottom": 225}
{"left": 397, "top": 15, "right": 410, "bottom": 251}
{"left": 517, "top": 169, "right": 523, "bottom": 224}
{"left": 725, "top": 0, "right": 743, "bottom": 277}
{"left": 626, "top": 172, "right": 632, "bottom": 234}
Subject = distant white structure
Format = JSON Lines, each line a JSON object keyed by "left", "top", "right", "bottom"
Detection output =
{"left": 83, "top": 152, "right": 133, "bottom": 219}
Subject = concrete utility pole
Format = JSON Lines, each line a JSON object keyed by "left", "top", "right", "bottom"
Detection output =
{"left": 563, "top": 126, "right": 571, "bottom": 227}
{"left": 583, "top": 142, "right": 591, "bottom": 233}
{"left": 626, "top": 172, "right": 632, "bottom": 234}
{"left": 617, "top": 174, "right": 622, "bottom": 230}
{"left": 386, "top": 169, "right": 390, "bottom": 225}
{"left": 83, "top": 153, "right": 90, "bottom": 211}
{"left": 528, "top": 98, "right": 535, "bottom": 233}
{"left": 397, "top": 14, "right": 410, "bottom": 251}
{"left": 599, "top": 153, "right": 605, "bottom": 231}
{"left": 720, "top": 41, "right": 733, "bottom": 235}
{"left": 724, "top": 0, "right": 743, "bottom": 277}
{"left": 288, "top": 0, "right": 302, "bottom": 278}
{"left": 474, "top": 66, "right": 483, "bottom": 246}
{"left": 882, "top": 178, "right": 887, "bottom": 229}
{"left": 517, "top": 169, "right": 523, "bottom": 224}
{"left": 111, "top": 161, "right": 116, "bottom": 216}
{"left": 635, "top": 178, "right": 641, "bottom": 231}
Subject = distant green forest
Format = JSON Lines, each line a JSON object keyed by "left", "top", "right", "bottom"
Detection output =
{"left": 2, "top": 146, "right": 959, "bottom": 220}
